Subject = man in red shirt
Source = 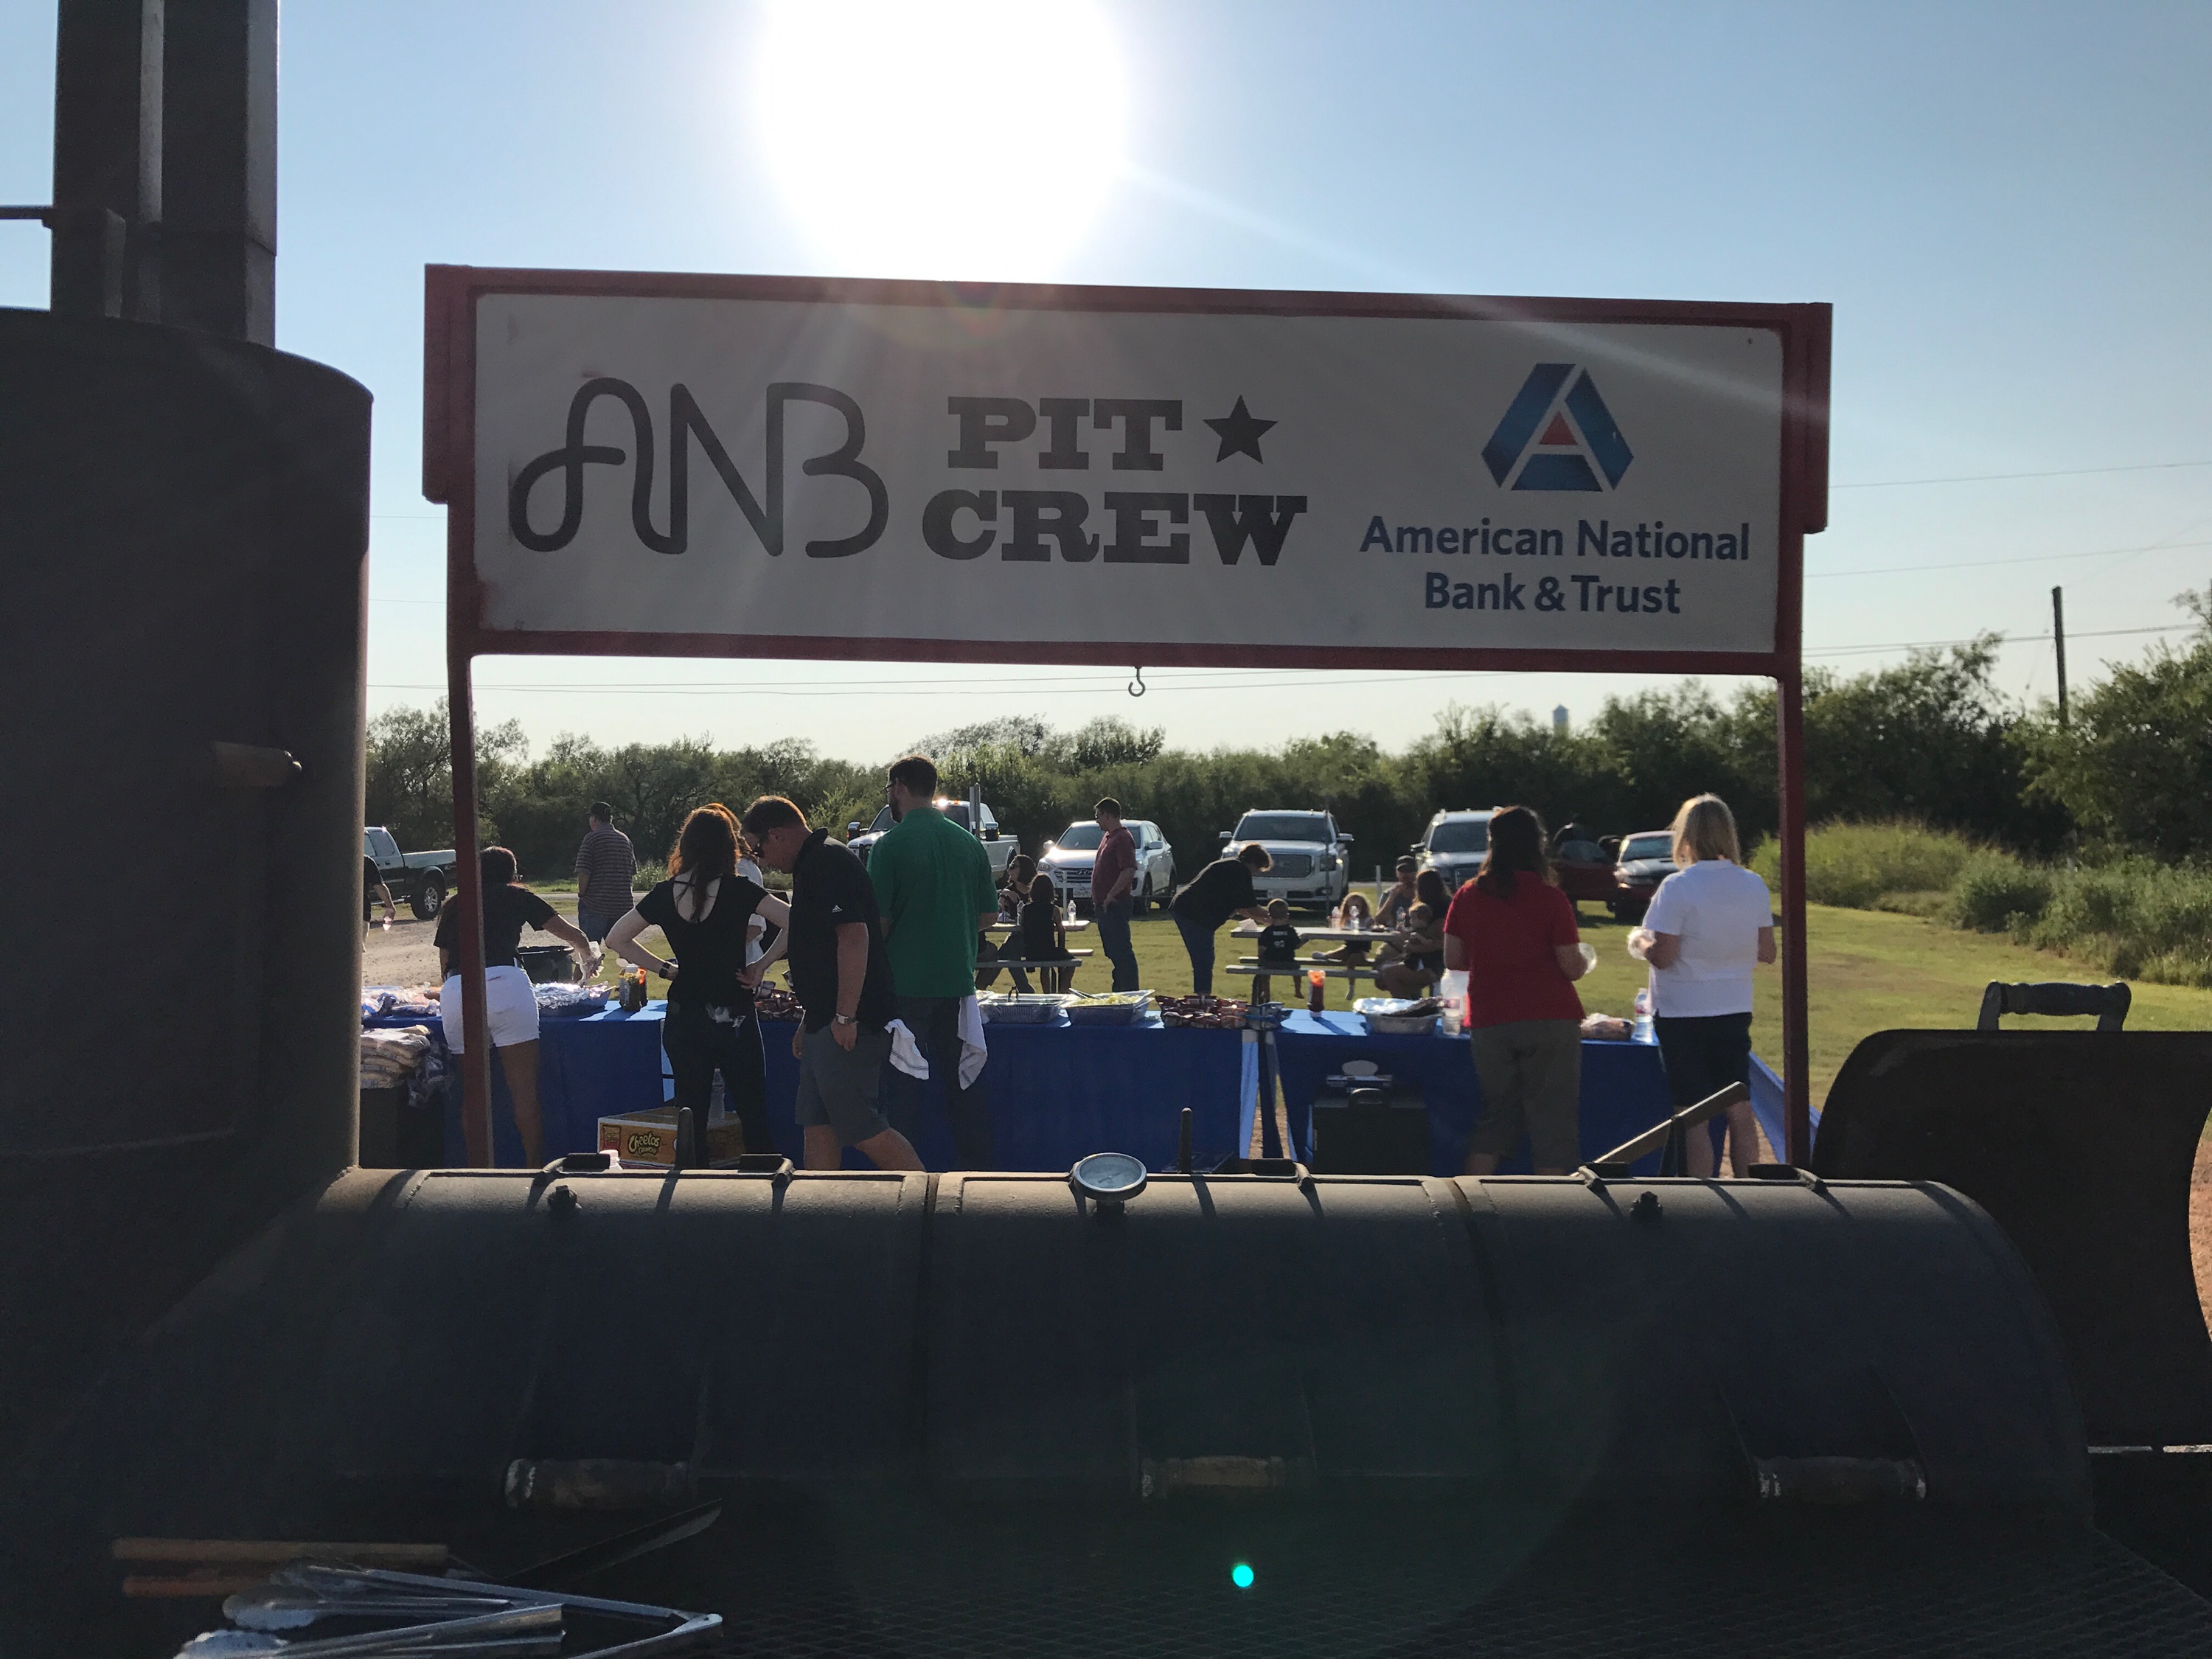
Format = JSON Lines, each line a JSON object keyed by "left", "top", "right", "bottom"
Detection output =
{"left": 1442, "top": 806, "right": 1593, "bottom": 1176}
{"left": 1090, "top": 797, "right": 1140, "bottom": 991}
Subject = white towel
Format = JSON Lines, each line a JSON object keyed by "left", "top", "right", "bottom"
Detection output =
{"left": 883, "top": 1000, "right": 991, "bottom": 1088}
{"left": 956, "top": 994, "right": 989, "bottom": 1089}
{"left": 886, "top": 1019, "right": 929, "bottom": 1079}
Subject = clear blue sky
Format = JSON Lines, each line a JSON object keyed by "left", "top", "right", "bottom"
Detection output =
{"left": 4, "top": 1, "right": 2208, "bottom": 764}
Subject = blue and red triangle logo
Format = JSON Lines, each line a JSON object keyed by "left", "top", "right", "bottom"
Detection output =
{"left": 1482, "top": 364, "right": 1634, "bottom": 491}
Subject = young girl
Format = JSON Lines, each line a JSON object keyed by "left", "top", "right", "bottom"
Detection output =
{"left": 1316, "top": 891, "right": 1375, "bottom": 967}
{"left": 1020, "top": 870, "right": 1077, "bottom": 993}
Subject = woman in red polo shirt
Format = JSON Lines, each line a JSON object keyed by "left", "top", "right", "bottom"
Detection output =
{"left": 1442, "top": 806, "right": 1593, "bottom": 1176}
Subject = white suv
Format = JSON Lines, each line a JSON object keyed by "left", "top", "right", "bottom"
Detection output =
{"left": 1040, "top": 820, "right": 1177, "bottom": 914}
{"left": 1220, "top": 810, "right": 1353, "bottom": 914}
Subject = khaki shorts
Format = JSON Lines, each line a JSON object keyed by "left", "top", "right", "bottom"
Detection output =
{"left": 1467, "top": 1018, "right": 1584, "bottom": 1171}
{"left": 794, "top": 1023, "right": 892, "bottom": 1145}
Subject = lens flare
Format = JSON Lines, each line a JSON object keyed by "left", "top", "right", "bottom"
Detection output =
{"left": 753, "top": 1, "right": 1129, "bottom": 279}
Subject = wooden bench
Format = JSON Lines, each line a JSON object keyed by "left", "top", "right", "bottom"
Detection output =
{"left": 978, "top": 947, "right": 1093, "bottom": 992}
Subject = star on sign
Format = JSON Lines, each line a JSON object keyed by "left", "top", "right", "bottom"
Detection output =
{"left": 1204, "top": 396, "right": 1276, "bottom": 463}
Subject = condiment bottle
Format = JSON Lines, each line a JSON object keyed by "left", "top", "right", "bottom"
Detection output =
{"left": 1307, "top": 969, "right": 1325, "bottom": 1013}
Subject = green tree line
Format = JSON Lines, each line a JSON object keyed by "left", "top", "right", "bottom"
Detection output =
{"left": 367, "top": 608, "right": 2212, "bottom": 886}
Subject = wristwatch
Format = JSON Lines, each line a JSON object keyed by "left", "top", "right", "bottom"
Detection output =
{"left": 833, "top": 1012, "right": 858, "bottom": 1026}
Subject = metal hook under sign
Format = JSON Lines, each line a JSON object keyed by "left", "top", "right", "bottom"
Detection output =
{"left": 1129, "top": 666, "right": 1147, "bottom": 698}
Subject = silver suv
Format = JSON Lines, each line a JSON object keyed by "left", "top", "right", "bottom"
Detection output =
{"left": 1220, "top": 810, "right": 1353, "bottom": 913}
{"left": 1413, "top": 810, "right": 1495, "bottom": 896}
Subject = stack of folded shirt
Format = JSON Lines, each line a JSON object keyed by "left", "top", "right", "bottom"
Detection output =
{"left": 360, "top": 1025, "right": 433, "bottom": 1090}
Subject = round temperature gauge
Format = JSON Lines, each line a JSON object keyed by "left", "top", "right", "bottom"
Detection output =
{"left": 1071, "top": 1151, "right": 1148, "bottom": 1204}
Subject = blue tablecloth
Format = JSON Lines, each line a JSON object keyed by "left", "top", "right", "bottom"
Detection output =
{"left": 437, "top": 1004, "right": 1247, "bottom": 1173}
{"left": 1269, "top": 1012, "right": 1677, "bottom": 1175}
{"left": 431, "top": 1004, "right": 669, "bottom": 1167}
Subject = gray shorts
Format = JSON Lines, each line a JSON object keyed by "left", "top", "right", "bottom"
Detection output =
{"left": 795, "top": 1023, "right": 892, "bottom": 1144}
{"left": 1467, "top": 1018, "right": 1584, "bottom": 1172}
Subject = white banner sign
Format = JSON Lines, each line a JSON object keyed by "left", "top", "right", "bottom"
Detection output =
{"left": 462, "top": 286, "right": 1806, "bottom": 661}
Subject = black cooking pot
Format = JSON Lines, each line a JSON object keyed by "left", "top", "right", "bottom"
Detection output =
{"left": 515, "top": 944, "right": 580, "bottom": 984}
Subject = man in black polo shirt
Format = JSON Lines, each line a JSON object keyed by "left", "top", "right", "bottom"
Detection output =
{"left": 741, "top": 795, "right": 922, "bottom": 1172}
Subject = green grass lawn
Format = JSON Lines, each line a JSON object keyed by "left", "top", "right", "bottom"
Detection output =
{"left": 1113, "top": 903, "right": 2212, "bottom": 1107}
{"left": 539, "top": 886, "right": 2212, "bottom": 1111}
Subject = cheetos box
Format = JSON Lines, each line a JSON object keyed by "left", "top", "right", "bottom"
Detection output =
{"left": 597, "top": 1105, "right": 750, "bottom": 1168}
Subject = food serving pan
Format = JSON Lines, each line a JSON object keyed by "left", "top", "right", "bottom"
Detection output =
{"left": 1063, "top": 992, "right": 1152, "bottom": 1026}
{"left": 1354, "top": 998, "right": 1441, "bottom": 1037}
{"left": 979, "top": 995, "right": 1068, "bottom": 1025}
{"left": 515, "top": 944, "right": 582, "bottom": 984}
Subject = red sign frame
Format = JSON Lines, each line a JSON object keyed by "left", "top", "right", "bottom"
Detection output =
{"left": 423, "top": 265, "right": 1831, "bottom": 1163}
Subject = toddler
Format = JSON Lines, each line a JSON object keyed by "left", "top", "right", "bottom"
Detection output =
{"left": 1251, "top": 898, "right": 1303, "bottom": 1004}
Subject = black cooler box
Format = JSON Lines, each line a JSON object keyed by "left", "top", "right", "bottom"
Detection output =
{"left": 1311, "top": 1085, "right": 1430, "bottom": 1175}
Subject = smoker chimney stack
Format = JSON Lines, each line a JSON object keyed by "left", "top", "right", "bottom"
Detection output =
{"left": 48, "top": 0, "right": 276, "bottom": 342}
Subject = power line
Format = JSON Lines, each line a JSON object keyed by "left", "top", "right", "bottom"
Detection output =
{"left": 1808, "top": 536, "right": 2212, "bottom": 580}
{"left": 363, "top": 622, "right": 2199, "bottom": 699}
{"left": 1803, "top": 622, "right": 2192, "bottom": 660}
{"left": 1832, "top": 459, "right": 2212, "bottom": 489}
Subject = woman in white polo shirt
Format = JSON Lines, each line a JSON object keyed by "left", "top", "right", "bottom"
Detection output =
{"left": 1632, "top": 795, "right": 1776, "bottom": 1178}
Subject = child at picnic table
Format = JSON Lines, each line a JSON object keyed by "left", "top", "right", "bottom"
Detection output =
{"left": 1020, "top": 870, "right": 1077, "bottom": 993}
{"left": 1251, "top": 899, "right": 1304, "bottom": 1004}
{"left": 1315, "top": 891, "right": 1376, "bottom": 967}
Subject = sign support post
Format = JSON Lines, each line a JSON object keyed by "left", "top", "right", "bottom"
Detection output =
{"left": 1776, "top": 667, "right": 1812, "bottom": 1162}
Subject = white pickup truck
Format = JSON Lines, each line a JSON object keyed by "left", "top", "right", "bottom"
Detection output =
{"left": 846, "top": 798, "right": 1016, "bottom": 877}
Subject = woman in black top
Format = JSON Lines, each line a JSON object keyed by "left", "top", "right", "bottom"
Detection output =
{"left": 434, "top": 845, "right": 597, "bottom": 1166}
{"left": 1019, "top": 872, "right": 1075, "bottom": 993}
{"left": 607, "top": 804, "right": 793, "bottom": 1161}
{"left": 1167, "top": 844, "right": 1273, "bottom": 996}
{"left": 1375, "top": 869, "right": 1453, "bottom": 997}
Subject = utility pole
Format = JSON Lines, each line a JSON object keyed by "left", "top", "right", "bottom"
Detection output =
{"left": 2052, "top": 585, "right": 2069, "bottom": 728}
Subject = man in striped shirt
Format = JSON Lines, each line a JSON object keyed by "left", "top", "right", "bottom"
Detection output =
{"left": 574, "top": 802, "right": 639, "bottom": 942}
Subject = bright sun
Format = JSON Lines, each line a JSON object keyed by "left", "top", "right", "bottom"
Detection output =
{"left": 752, "top": 1, "right": 1129, "bottom": 280}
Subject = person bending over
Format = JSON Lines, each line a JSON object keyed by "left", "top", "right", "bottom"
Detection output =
{"left": 435, "top": 846, "right": 595, "bottom": 1166}
{"left": 1169, "top": 842, "right": 1272, "bottom": 996}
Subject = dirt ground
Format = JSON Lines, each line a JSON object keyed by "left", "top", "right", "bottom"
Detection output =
{"left": 361, "top": 914, "right": 442, "bottom": 990}
{"left": 2194, "top": 1139, "right": 2212, "bottom": 1336}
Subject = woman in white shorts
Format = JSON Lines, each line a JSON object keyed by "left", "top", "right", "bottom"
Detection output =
{"left": 434, "top": 845, "right": 596, "bottom": 1165}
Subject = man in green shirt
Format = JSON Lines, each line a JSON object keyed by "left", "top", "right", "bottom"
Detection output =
{"left": 869, "top": 754, "right": 1002, "bottom": 1167}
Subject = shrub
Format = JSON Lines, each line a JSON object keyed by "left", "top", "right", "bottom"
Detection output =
{"left": 1948, "top": 851, "right": 2054, "bottom": 933}
{"left": 2017, "top": 858, "right": 2212, "bottom": 985}
{"left": 1749, "top": 821, "right": 1976, "bottom": 910}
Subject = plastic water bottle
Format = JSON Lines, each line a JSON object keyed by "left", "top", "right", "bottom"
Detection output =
{"left": 1632, "top": 987, "right": 1654, "bottom": 1044}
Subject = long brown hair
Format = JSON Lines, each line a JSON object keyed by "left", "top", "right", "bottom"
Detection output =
{"left": 669, "top": 804, "right": 740, "bottom": 910}
{"left": 1475, "top": 806, "right": 1550, "bottom": 899}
